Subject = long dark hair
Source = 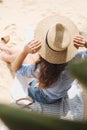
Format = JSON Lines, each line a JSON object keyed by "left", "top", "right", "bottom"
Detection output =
{"left": 34, "top": 56, "right": 67, "bottom": 89}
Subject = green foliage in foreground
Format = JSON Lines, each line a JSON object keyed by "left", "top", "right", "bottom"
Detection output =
{"left": 0, "top": 104, "right": 87, "bottom": 130}
{"left": 0, "top": 61, "right": 87, "bottom": 130}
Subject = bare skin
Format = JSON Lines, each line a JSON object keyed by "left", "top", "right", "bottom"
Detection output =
{"left": 0, "top": 40, "right": 41, "bottom": 83}
{"left": 73, "top": 35, "right": 87, "bottom": 49}
{"left": 0, "top": 40, "right": 40, "bottom": 65}
{"left": 0, "top": 40, "right": 19, "bottom": 63}
{"left": 11, "top": 40, "right": 41, "bottom": 72}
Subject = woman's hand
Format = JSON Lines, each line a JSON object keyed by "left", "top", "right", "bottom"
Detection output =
{"left": 11, "top": 40, "right": 41, "bottom": 72}
{"left": 73, "top": 35, "right": 87, "bottom": 49}
{"left": 23, "top": 40, "right": 41, "bottom": 55}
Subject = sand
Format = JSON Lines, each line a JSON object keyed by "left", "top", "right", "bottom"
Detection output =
{"left": 0, "top": 0, "right": 87, "bottom": 128}
{"left": 0, "top": 0, "right": 87, "bottom": 123}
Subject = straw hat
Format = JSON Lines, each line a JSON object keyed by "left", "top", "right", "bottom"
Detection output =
{"left": 34, "top": 15, "right": 79, "bottom": 64}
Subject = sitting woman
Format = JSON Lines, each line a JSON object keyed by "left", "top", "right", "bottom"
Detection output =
{"left": 0, "top": 15, "right": 87, "bottom": 120}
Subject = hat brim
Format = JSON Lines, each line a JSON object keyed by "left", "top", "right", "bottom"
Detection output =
{"left": 34, "top": 15, "right": 79, "bottom": 64}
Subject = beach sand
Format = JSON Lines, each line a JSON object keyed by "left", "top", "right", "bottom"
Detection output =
{"left": 1, "top": 0, "right": 87, "bottom": 102}
{"left": 0, "top": 0, "right": 87, "bottom": 128}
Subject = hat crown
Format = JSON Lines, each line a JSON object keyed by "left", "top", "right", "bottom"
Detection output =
{"left": 47, "top": 23, "right": 70, "bottom": 51}
{"left": 34, "top": 15, "right": 79, "bottom": 64}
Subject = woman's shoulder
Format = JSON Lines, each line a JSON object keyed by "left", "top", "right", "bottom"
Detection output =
{"left": 71, "top": 49, "right": 87, "bottom": 63}
{"left": 76, "top": 49, "right": 87, "bottom": 57}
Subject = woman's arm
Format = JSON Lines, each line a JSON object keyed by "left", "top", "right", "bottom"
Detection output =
{"left": 11, "top": 40, "right": 41, "bottom": 72}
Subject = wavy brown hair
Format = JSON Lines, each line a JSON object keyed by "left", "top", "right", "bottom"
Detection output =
{"left": 34, "top": 56, "right": 67, "bottom": 89}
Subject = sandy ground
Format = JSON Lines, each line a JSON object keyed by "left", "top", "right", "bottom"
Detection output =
{"left": 0, "top": 0, "right": 87, "bottom": 127}
{"left": 1, "top": 0, "right": 87, "bottom": 102}
{"left": 0, "top": 0, "right": 87, "bottom": 104}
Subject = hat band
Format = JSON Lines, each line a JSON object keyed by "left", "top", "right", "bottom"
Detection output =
{"left": 45, "top": 30, "right": 59, "bottom": 52}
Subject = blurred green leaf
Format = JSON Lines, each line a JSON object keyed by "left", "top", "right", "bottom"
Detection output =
{"left": 69, "top": 61, "right": 87, "bottom": 87}
{"left": 0, "top": 104, "right": 87, "bottom": 130}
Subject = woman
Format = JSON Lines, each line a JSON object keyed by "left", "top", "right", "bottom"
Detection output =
{"left": 0, "top": 15, "right": 87, "bottom": 105}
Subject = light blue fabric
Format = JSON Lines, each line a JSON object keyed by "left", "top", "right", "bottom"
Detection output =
{"left": 28, "top": 79, "right": 63, "bottom": 104}
{"left": 11, "top": 72, "right": 84, "bottom": 120}
{"left": 17, "top": 50, "right": 87, "bottom": 103}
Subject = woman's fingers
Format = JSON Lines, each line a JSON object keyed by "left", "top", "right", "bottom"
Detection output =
{"left": 27, "top": 40, "right": 41, "bottom": 53}
{"left": 30, "top": 40, "right": 41, "bottom": 48}
{"left": 73, "top": 35, "right": 86, "bottom": 48}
